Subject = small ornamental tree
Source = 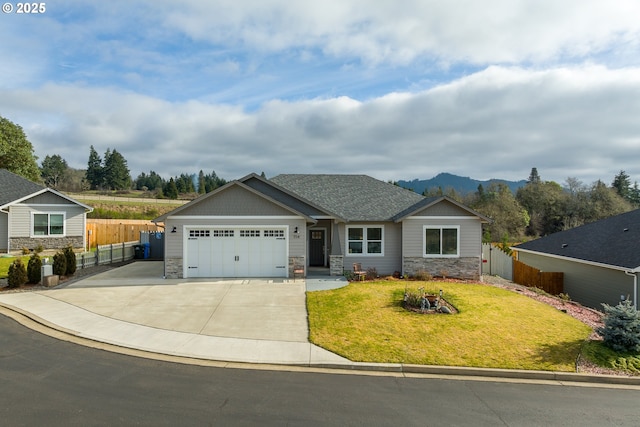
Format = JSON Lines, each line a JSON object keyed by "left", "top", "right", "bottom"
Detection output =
{"left": 52, "top": 251, "right": 67, "bottom": 276}
{"left": 63, "top": 245, "right": 76, "bottom": 276}
{"left": 27, "top": 253, "right": 42, "bottom": 284}
{"left": 7, "top": 259, "right": 28, "bottom": 288}
{"left": 598, "top": 299, "right": 640, "bottom": 353}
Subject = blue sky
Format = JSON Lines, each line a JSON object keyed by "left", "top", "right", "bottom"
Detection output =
{"left": 2, "top": 1, "right": 640, "bottom": 186}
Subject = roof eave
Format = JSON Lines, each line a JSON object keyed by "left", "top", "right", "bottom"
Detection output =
{"left": 513, "top": 247, "right": 638, "bottom": 272}
{"left": 2, "top": 188, "right": 93, "bottom": 212}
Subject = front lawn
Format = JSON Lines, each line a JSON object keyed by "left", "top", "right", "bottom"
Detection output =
{"left": 307, "top": 280, "right": 592, "bottom": 371}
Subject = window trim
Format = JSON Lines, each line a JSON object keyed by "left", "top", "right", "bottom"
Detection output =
{"left": 422, "top": 225, "right": 460, "bottom": 258}
{"left": 31, "top": 212, "right": 66, "bottom": 237}
{"left": 345, "top": 225, "right": 384, "bottom": 257}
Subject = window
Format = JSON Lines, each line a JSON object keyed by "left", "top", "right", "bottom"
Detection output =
{"left": 190, "top": 230, "right": 211, "bottom": 237}
{"left": 264, "top": 229, "right": 285, "bottom": 238}
{"left": 346, "top": 226, "right": 383, "bottom": 256}
{"left": 33, "top": 213, "right": 65, "bottom": 236}
{"left": 424, "top": 226, "right": 459, "bottom": 257}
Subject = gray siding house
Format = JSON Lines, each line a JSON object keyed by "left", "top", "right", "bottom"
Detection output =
{"left": 0, "top": 169, "right": 93, "bottom": 253}
{"left": 155, "top": 173, "right": 490, "bottom": 280}
{"left": 513, "top": 209, "right": 640, "bottom": 310}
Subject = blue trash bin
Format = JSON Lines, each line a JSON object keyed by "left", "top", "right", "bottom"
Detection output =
{"left": 142, "top": 243, "right": 150, "bottom": 259}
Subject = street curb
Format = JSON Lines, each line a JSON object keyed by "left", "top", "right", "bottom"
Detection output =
{"left": 2, "top": 302, "right": 640, "bottom": 386}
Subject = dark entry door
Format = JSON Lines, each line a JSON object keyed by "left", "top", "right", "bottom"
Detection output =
{"left": 309, "top": 230, "right": 325, "bottom": 266}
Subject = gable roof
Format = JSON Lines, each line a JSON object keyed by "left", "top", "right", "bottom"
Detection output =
{"left": 514, "top": 209, "right": 640, "bottom": 270}
{"left": 270, "top": 174, "right": 425, "bottom": 221}
{"left": 153, "top": 178, "right": 317, "bottom": 223}
{"left": 392, "top": 195, "right": 492, "bottom": 223}
{"left": 0, "top": 168, "right": 92, "bottom": 211}
{"left": 0, "top": 168, "right": 46, "bottom": 207}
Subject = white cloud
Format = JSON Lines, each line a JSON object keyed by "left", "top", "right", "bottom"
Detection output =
{"left": 159, "top": 0, "right": 640, "bottom": 65}
{"left": 2, "top": 65, "right": 640, "bottom": 185}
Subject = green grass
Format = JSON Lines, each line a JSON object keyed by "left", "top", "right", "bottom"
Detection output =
{"left": 307, "top": 280, "right": 593, "bottom": 371}
{"left": 0, "top": 255, "right": 30, "bottom": 279}
{"left": 581, "top": 341, "right": 640, "bottom": 374}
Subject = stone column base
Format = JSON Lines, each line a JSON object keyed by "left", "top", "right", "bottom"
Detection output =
{"left": 330, "top": 255, "right": 344, "bottom": 276}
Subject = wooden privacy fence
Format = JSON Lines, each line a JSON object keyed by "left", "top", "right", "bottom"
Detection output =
{"left": 513, "top": 259, "right": 564, "bottom": 295}
{"left": 87, "top": 219, "right": 163, "bottom": 248}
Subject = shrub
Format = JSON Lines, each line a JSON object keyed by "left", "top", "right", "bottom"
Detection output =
{"left": 7, "top": 259, "right": 28, "bottom": 288}
{"left": 412, "top": 269, "right": 432, "bottom": 281}
{"left": 598, "top": 299, "right": 640, "bottom": 353}
{"left": 53, "top": 252, "right": 67, "bottom": 276}
{"left": 365, "top": 267, "right": 378, "bottom": 280}
{"left": 21, "top": 247, "right": 30, "bottom": 255}
{"left": 27, "top": 253, "right": 42, "bottom": 284}
{"left": 63, "top": 245, "right": 77, "bottom": 276}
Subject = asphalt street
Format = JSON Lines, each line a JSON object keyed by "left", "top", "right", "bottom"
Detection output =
{"left": 1, "top": 314, "right": 639, "bottom": 426}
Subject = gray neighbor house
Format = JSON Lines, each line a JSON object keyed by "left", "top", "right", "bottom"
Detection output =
{"left": 155, "top": 173, "right": 491, "bottom": 280}
{"left": 0, "top": 169, "right": 93, "bottom": 253}
{"left": 514, "top": 209, "right": 640, "bottom": 310}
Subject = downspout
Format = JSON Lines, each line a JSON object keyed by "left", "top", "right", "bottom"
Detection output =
{"left": 624, "top": 268, "right": 639, "bottom": 311}
{"left": 1, "top": 207, "right": 10, "bottom": 253}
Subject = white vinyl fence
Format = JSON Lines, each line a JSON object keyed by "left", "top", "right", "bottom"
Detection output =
{"left": 482, "top": 243, "right": 513, "bottom": 281}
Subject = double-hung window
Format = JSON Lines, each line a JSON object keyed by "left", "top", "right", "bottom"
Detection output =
{"left": 423, "top": 226, "right": 459, "bottom": 257}
{"left": 33, "top": 213, "right": 65, "bottom": 236}
{"left": 346, "top": 226, "right": 384, "bottom": 256}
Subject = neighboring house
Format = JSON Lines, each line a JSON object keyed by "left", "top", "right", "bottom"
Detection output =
{"left": 0, "top": 169, "right": 93, "bottom": 253}
{"left": 513, "top": 209, "right": 640, "bottom": 310}
{"left": 154, "top": 173, "right": 490, "bottom": 280}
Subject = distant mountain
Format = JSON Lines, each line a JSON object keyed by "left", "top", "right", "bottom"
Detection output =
{"left": 397, "top": 173, "right": 527, "bottom": 195}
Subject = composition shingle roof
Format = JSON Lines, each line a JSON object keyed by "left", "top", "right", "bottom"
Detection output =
{"left": 0, "top": 169, "right": 46, "bottom": 207}
{"left": 514, "top": 209, "right": 640, "bottom": 270}
{"left": 270, "top": 174, "right": 426, "bottom": 221}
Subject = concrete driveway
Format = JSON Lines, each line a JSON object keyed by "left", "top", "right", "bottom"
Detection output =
{"left": 49, "top": 262, "right": 309, "bottom": 342}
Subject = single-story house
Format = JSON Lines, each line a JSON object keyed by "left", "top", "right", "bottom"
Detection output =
{"left": 154, "top": 173, "right": 491, "bottom": 280}
{"left": 0, "top": 168, "right": 93, "bottom": 253}
{"left": 513, "top": 209, "right": 640, "bottom": 310}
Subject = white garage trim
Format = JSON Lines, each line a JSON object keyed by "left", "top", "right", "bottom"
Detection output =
{"left": 183, "top": 225, "right": 289, "bottom": 278}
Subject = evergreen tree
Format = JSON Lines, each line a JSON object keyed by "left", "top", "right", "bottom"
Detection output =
{"left": 0, "top": 116, "right": 41, "bottom": 182}
{"left": 198, "top": 170, "right": 206, "bottom": 194}
{"left": 612, "top": 170, "right": 631, "bottom": 201}
{"left": 102, "top": 148, "right": 131, "bottom": 190}
{"left": 630, "top": 182, "right": 640, "bottom": 207}
{"left": 527, "top": 167, "right": 541, "bottom": 184}
{"left": 598, "top": 299, "right": 640, "bottom": 353}
{"left": 40, "top": 154, "right": 69, "bottom": 189}
{"left": 86, "top": 145, "right": 103, "bottom": 189}
{"left": 164, "top": 177, "right": 178, "bottom": 199}
{"left": 135, "top": 170, "right": 164, "bottom": 191}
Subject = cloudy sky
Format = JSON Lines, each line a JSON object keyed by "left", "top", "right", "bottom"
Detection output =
{"left": 2, "top": 1, "right": 640, "bottom": 185}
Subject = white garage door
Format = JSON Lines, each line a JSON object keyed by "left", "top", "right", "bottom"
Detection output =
{"left": 186, "top": 228, "right": 288, "bottom": 278}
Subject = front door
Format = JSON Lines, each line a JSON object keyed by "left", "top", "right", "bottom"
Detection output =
{"left": 309, "top": 229, "right": 325, "bottom": 266}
